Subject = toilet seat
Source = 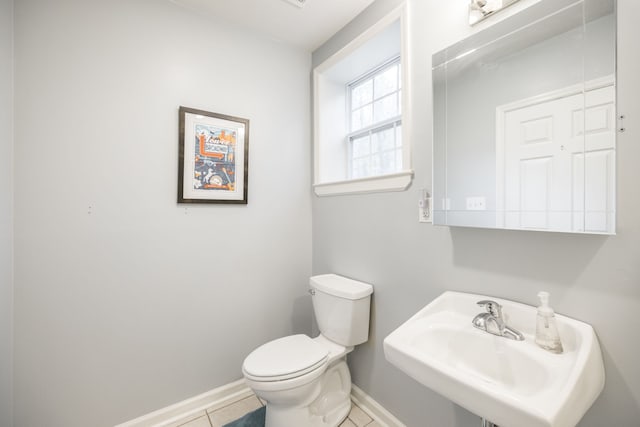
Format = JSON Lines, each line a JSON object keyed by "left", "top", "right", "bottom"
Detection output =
{"left": 243, "top": 334, "right": 329, "bottom": 382}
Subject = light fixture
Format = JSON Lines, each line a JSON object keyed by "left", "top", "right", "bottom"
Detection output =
{"left": 469, "top": 0, "right": 521, "bottom": 25}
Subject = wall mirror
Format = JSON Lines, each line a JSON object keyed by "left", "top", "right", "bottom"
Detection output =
{"left": 433, "top": 0, "right": 616, "bottom": 234}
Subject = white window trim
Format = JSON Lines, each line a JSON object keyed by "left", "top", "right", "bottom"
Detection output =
{"left": 313, "top": 4, "right": 413, "bottom": 196}
{"left": 313, "top": 170, "right": 414, "bottom": 196}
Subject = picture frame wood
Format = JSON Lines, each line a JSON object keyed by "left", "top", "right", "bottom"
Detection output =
{"left": 178, "top": 106, "right": 250, "bottom": 204}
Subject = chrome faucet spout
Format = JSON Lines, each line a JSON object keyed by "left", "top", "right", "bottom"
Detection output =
{"left": 472, "top": 300, "right": 524, "bottom": 341}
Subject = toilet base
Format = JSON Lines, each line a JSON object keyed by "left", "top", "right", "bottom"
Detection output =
{"left": 263, "top": 360, "right": 352, "bottom": 427}
{"left": 265, "top": 400, "right": 350, "bottom": 427}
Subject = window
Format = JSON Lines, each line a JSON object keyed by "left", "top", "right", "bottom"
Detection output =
{"left": 348, "top": 58, "right": 402, "bottom": 179}
{"left": 313, "top": 7, "right": 412, "bottom": 196}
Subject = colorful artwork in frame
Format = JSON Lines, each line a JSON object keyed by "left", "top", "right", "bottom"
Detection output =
{"left": 178, "top": 106, "right": 250, "bottom": 204}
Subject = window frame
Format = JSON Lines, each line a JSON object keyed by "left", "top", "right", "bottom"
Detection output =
{"left": 347, "top": 55, "right": 402, "bottom": 180}
{"left": 312, "top": 5, "right": 413, "bottom": 196}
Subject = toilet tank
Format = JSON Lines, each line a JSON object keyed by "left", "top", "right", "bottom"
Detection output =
{"left": 310, "top": 274, "right": 373, "bottom": 347}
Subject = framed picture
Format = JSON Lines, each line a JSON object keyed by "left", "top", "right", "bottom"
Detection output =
{"left": 178, "top": 106, "right": 250, "bottom": 204}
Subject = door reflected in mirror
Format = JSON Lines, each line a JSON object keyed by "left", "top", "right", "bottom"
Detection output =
{"left": 433, "top": 0, "right": 616, "bottom": 234}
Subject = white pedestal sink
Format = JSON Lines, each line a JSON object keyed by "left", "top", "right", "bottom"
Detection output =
{"left": 383, "top": 292, "right": 605, "bottom": 427}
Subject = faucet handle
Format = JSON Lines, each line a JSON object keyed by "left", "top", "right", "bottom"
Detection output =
{"left": 477, "top": 300, "right": 503, "bottom": 318}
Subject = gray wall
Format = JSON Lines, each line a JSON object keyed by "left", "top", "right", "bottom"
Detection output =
{"left": 312, "top": 0, "right": 640, "bottom": 426}
{"left": 0, "top": 0, "right": 14, "bottom": 426}
{"left": 313, "top": 0, "right": 405, "bottom": 68}
{"left": 12, "top": 0, "right": 312, "bottom": 426}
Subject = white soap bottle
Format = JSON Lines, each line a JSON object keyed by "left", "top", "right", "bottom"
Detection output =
{"left": 535, "top": 291, "right": 563, "bottom": 354}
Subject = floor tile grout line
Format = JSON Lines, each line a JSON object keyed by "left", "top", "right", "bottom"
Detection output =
{"left": 179, "top": 394, "right": 382, "bottom": 427}
{"left": 174, "top": 410, "right": 211, "bottom": 427}
{"left": 207, "top": 394, "right": 265, "bottom": 427}
{"left": 205, "top": 394, "right": 256, "bottom": 415}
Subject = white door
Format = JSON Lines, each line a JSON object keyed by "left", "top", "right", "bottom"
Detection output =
{"left": 500, "top": 84, "right": 615, "bottom": 232}
{"left": 572, "top": 86, "right": 616, "bottom": 232}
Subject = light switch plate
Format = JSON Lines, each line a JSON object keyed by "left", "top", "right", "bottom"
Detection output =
{"left": 466, "top": 197, "right": 486, "bottom": 211}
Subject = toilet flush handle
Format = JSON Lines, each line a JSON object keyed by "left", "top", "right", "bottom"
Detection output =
{"left": 308, "top": 289, "right": 316, "bottom": 296}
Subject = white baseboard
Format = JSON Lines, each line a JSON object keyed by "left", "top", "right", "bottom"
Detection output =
{"left": 115, "top": 380, "right": 404, "bottom": 427}
{"left": 114, "top": 379, "right": 253, "bottom": 427}
{"left": 351, "top": 385, "right": 407, "bottom": 427}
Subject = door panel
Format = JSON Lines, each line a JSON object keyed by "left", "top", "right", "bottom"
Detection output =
{"left": 501, "top": 84, "right": 614, "bottom": 232}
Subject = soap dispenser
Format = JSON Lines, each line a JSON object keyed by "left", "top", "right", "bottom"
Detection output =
{"left": 535, "top": 291, "right": 563, "bottom": 354}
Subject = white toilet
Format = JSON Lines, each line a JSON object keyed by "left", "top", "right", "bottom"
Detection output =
{"left": 242, "top": 274, "right": 373, "bottom": 427}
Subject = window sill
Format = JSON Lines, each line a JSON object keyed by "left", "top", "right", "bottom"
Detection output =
{"left": 313, "top": 170, "right": 414, "bottom": 196}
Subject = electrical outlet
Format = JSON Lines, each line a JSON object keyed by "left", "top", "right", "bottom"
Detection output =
{"left": 419, "top": 197, "right": 432, "bottom": 223}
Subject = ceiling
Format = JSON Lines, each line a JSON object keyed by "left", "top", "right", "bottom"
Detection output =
{"left": 170, "top": 0, "right": 376, "bottom": 52}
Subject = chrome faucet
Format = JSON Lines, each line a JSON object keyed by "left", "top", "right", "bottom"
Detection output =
{"left": 472, "top": 300, "right": 524, "bottom": 341}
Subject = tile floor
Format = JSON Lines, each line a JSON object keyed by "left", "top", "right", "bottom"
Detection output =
{"left": 168, "top": 393, "right": 382, "bottom": 427}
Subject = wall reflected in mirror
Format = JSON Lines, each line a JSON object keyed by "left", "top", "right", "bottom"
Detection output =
{"left": 433, "top": 0, "right": 616, "bottom": 234}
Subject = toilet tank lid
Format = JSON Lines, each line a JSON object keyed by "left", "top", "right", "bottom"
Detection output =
{"left": 310, "top": 274, "right": 373, "bottom": 300}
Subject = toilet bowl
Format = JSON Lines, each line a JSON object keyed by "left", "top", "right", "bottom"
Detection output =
{"left": 242, "top": 274, "right": 373, "bottom": 427}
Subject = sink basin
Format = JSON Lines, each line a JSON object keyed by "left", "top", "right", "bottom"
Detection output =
{"left": 383, "top": 292, "right": 605, "bottom": 427}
